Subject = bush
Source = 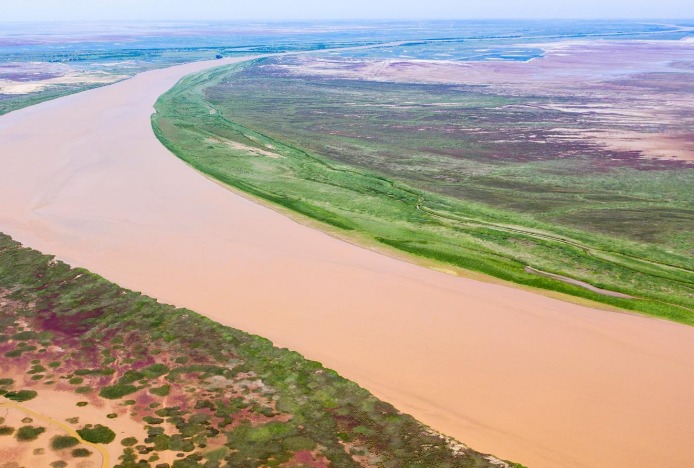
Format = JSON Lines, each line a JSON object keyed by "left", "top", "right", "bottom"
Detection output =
{"left": 121, "top": 436, "right": 138, "bottom": 447}
{"left": 0, "top": 426, "right": 15, "bottom": 436}
{"left": 51, "top": 435, "right": 80, "bottom": 450}
{"left": 71, "top": 448, "right": 92, "bottom": 457}
{"left": 142, "top": 364, "right": 169, "bottom": 379}
{"left": 77, "top": 424, "right": 115, "bottom": 444}
{"left": 16, "top": 425, "right": 46, "bottom": 441}
{"left": 149, "top": 385, "right": 171, "bottom": 397}
{"left": 99, "top": 384, "right": 137, "bottom": 400}
{"left": 4, "top": 390, "right": 38, "bottom": 402}
{"left": 12, "top": 331, "right": 37, "bottom": 341}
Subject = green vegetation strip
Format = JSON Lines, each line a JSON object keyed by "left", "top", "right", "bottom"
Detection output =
{"left": 151, "top": 60, "right": 694, "bottom": 325}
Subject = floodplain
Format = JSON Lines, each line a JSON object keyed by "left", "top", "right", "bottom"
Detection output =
{"left": 153, "top": 36, "right": 694, "bottom": 322}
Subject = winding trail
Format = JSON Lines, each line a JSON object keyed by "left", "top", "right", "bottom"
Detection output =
{"left": 0, "top": 402, "right": 109, "bottom": 467}
{"left": 0, "top": 56, "right": 693, "bottom": 468}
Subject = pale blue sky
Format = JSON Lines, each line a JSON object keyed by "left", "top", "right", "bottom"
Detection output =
{"left": 3, "top": 0, "right": 693, "bottom": 22}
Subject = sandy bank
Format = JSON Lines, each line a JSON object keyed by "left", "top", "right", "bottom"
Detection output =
{"left": 0, "top": 56, "right": 693, "bottom": 468}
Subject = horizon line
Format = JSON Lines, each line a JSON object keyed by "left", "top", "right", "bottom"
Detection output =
{"left": 1, "top": 17, "right": 693, "bottom": 24}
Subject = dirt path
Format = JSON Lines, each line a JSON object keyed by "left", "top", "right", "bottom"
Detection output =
{"left": 0, "top": 56, "right": 693, "bottom": 468}
{"left": 0, "top": 402, "right": 109, "bottom": 467}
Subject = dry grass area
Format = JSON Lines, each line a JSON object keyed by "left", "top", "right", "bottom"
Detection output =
{"left": 275, "top": 40, "right": 694, "bottom": 163}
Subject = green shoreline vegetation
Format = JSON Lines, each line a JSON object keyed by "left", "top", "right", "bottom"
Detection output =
{"left": 152, "top": 60, "right": 694, "bottom": 325}
{"left": 0, "top": 233, "right": 517, "bottom": 467}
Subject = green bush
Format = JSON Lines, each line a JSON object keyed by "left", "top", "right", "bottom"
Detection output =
{"left": 4, "top": 390, "right": 38, "bottom": 402}
{"left": 77, "top": 424, "right": 115, "bottom": 444}
{"left": 12, "top": 331, "right": 38, "bottom": 341}
{"left": 0, "top": 426, "right": 15, "bottom": 436}
{"left": 16, "top": 425, "right": 46, "bottom": 441}
{"left": 121, "top": 436, "right": 138, "bottom": 447}
{"left": 149, "top": 385, "right": 170, "bottom": 397}
{"left": 71, "top": 448, "right": 92, "bottom": 457}
{"left": 51, "top": 435, "right": 80, "bottom": 450}
{"left": 99, "top": 384, "right": 138, "bottom": 399}
{"left": 142, "top": 364, "right": 170, "bottom": 378}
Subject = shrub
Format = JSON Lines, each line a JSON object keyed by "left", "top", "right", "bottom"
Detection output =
{"left": 0, "top": 426, "right": 15, "bottom": 436}
{"left": 149, "top": 385, "right": 170, "bottom": 397}
{"left": 121, "top": 436, "right": 138, "bottom": 447}
{"left": 51, "top": 435, "right": 80, "bottom": 450}
{"left": 142, "top": 364, "right": 170, "bottom": 379}
{"left": 99, "top": 384, "right": 137, "bottom": 400}
{"left": 77, "top": 424, "right": 115, "bottom": 444}
{"left": 4, "top": 390, "right": 38, "bottom": 402}
{"left": 16, "top": 425, "right": 46, "bottom": 441}
{"left": 71, "top": 448, "right": 92, "bottom": 457}
{"left": 12, "top": 331, "right": 37, "bottom": 341}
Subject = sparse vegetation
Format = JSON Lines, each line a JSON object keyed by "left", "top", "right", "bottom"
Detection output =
{"left": 0, "top": 232, "right": 515, "bottom": 466}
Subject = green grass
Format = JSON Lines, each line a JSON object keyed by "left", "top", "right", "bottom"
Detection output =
{"left": 151, "top": 60, "right": 694, "bottom": 325}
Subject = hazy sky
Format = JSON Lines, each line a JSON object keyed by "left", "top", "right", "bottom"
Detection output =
{"left": 3, "top": 0, "right": 693, "bottom": 22}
